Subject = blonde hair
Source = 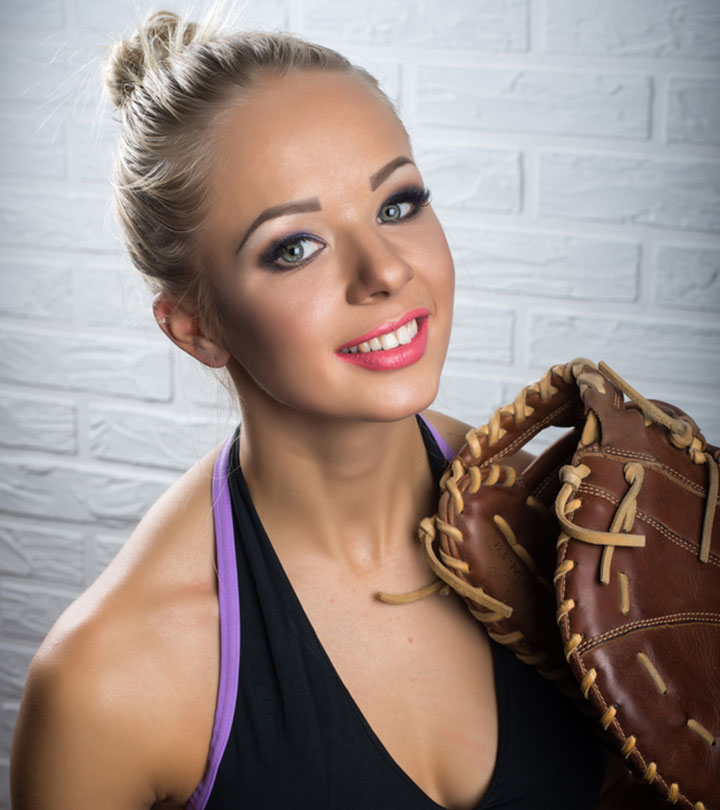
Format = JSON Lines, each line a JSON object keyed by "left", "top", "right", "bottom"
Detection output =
{"left": 105, "top": 10, "right": 394, "bottom": 327}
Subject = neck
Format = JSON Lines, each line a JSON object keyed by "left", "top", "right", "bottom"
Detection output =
{"left": 237, "top": 402, "right": 437, "bottom": 573}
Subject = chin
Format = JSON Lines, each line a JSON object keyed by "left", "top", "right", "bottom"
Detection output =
{"left": 352, "top": 375, "right": 442, "bottom": 424}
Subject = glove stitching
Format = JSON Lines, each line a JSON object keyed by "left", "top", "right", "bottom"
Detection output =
{"left": 560, "top": 632, "right": 679, "bottom": 803}
{"left": 577, "top": 611, "right": 720, "bottom": 653}
{"left": 570, "top": 639, "right": 694, "bottom": 808}
{"left": 579, "top": 484, "right": 720, "bottom": 567}
{"left": 476, "top": 398, "right": 577, "bottom": 466}
{"left": 583, "top": 448, "right": 709, "bottom": 496}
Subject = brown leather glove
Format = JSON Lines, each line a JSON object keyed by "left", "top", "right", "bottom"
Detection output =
{"left": 415, "top": 359, "right": 719, "bottom": 810}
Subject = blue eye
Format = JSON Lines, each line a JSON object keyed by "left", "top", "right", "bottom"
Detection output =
{"left": 261, "top": 234, "right": 325, "bottom": 271}
{"left": 377, "top": 186, "right": 431, "bottom": 224}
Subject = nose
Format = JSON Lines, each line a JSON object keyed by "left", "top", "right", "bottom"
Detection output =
{"left": 343, "top": 229, "right": 415, "bottom": 304}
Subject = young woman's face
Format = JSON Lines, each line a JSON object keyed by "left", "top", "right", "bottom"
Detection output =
{"left": 201, "top": 69, "right": 455, "bottom": 422}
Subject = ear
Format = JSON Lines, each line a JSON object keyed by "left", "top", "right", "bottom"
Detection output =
{"left": 153, "top": 293, "right": 230, "bottom": 369}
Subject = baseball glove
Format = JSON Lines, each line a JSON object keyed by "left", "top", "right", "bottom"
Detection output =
{"left": 408, "top": 359, "right": 719, "bottom": 809}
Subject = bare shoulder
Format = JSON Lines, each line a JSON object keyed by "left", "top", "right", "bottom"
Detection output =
{"left": 421, "top": 408, "right": 534, "bottom": 471}
{"left": 11, "top": 444, "right": 224, "bottom": 810}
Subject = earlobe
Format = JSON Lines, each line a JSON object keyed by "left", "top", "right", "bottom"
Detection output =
{"left": 152, "top": 293, "right": 230, "bottom": 369}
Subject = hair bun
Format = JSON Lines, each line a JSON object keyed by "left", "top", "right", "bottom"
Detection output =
{"left": 104, "top": 11, "right": 197, "bottom": 110}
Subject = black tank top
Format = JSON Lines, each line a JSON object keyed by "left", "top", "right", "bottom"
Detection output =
{"left": 195, "top": 417, "right": 606, "bottom": 809}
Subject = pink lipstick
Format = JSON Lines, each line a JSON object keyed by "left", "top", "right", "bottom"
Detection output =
{"left": 335, "top": 308, "right": 429, "bottom": 371}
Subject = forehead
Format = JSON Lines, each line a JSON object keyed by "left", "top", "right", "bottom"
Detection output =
{"left": 210, "top": 70, "right": 411, "bottom": 209}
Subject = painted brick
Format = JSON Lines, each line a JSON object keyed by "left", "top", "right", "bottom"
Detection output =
{"left": 71, "top": 0, "right": 150, "bottom": 32}
{"left": 0, "top": 644, "right": 33, "bottom": 699}
{"left": 0, "top": 459, "right": 174, "bottom": 524}
{"left": 446, "top": 302, "right": 514, "bottom": 367}
{"left": 0, "top": 185, "right": 121, "bottom": 253}
{"left": 667, "top": 77, "right": 720, "bottom": 147}
{"left": 0, "top": 0, "right": 64, "bottom": 28}
{"left": 0, "top": 392, "right": 76, "bottom": 454}
{"left": 660, "top": 395, "right": 720, "bottom": 445}
{"left": 89, "top": 403, "right": 233, "bottom": 470}
{"left": 175, "top": 351, "right": 238, "bottom": 411}
{"left": 70, "top": 117, "right": 119, "bottom": 184}
{"left": 657, "top": 245, "right": 720, "bottom": 311}
{"left": 528, "top": 313, "right": 720, "bottom": 388}
{"left": 448, "top": 227, "right": 640, "bottom": 301}
{"left": 0, "top": 43, "right": 71, "bottom": 104}
{"left": 415, "top": 146, "right": 520, "bottom": 214}
{"left": 0, "top": 764, "right": 7, "bottom": 810}
{"left": 236, "top": 0, "right": 290, "bottom": 29}
{"left": 92, "top": 534, "right": 125, "bottom": 580}
{"left": 545, "top": 0, "right": 720, "bottom": 60}
{"left": 75, "top": 258, "right": 155, "bottom": 330}
{"left": 0, "top": 326, "right": 172, "bottom": 401}
{"left": 0, "top": 257, "right": 73, "bottom": 321}
{"left": 539, "top": 152, "right": 720, "bottom": 234}
{"left": 433, "top": 374, "right": 504, "bottom": 427}
{"left": 0, "top": 579, "right": 80, "bottom": 642}
{"left": 73, "top": 0, "right": 289, "bottom": 32}
{"left": 417, "top": 67, "right": 650, "bottom": 140}
{"left": 0, "top": 703, "right": 18, "bottom": 759}
{"left": 0, "top": 522, "right": 85, "bottom": 584}
{"left": 0, "top": 763, "right": 7, "bottom": 810}
{"left": 304, "top": 0, "right": 529, "bottom": 51}
{"left": 0, "top": 113, "right": 65, "bottom": 178}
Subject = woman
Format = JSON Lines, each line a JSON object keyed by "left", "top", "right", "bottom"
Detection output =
{"left": 11, "top": 12, "right": 611, "bottom": 809}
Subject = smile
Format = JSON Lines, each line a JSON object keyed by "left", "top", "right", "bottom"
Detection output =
{"left": 339, "top": 318, "right": 419, "bottom": 354}
{"left": 335, "top": 309, "right": 429, "bottom": 371}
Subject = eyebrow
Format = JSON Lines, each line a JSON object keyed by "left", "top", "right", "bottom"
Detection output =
{"left": 238, "top": 198, "right": 321, "bottom": 251}
{"left": 238, "top": 156, "right": 417, "bottom": 252}
{"left": 370, "top": 156, "right": 415, "bottom": 191}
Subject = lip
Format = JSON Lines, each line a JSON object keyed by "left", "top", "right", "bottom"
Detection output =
{"left": 335, "top": 307, "right": 430, "bottom": 352}
{"left": 335, "top": 315, "right": 429, "bottom": 371}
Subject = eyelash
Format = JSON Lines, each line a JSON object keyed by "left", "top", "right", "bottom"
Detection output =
{"left": 378, "top": 185, "right": 432, "bottom": 224}
{"left": 259, "top": 185, "right": 432, "bottom": 272}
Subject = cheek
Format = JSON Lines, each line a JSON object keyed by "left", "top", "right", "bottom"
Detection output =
{"left": 425, "top": 222, "right": 455, "bottom": 320}
{"left": 217, "top": 282, "right": 338, "bottom": 387}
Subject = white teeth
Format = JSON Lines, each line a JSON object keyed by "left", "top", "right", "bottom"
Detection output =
{"left": 380, "top": 331, "right": 399, "bottom": 350}
{"left": 341, "top": 318, "right": 420, "bottom": 354}
{"left": 395, "top": 324, "right": 411, "bottom": 345}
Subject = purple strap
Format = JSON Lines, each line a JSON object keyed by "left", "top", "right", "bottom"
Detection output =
{"left": 187, "top": 416, "right": 451, "bottom": 806}
{"left": 186, "top": 435, "right": 241, "bottom": 810}
{"left": 418, "top": 413, "right": 455, "bottom": 463}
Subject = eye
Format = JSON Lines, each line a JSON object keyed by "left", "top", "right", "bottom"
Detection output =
{"left": 378, "top": 201, "right": 413, "bottom": 222}
{"left": 377, "top": 186, "right": 431, "bottom": 224}
{"left": 260, "top": 234, "right": 325, "bottom": 271}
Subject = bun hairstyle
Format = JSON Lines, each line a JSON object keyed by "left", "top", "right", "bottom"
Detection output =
{"left": 104, "top": 11, "right": 394, "bottom": 328}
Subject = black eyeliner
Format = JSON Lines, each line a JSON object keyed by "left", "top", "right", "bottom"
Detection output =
{"left": 379, "top": 185, "right": 432, "bottom": 222}
{"left": 258, "top": 231, "right": 324, "bottom": 271}
{"left": 257, "top": 185, "right": 432, "bottom": 271}
{"left": 383, "top": 185, "right": 431, "bottom": 207}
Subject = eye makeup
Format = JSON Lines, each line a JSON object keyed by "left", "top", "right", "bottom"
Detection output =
{"left": 377, "top": 185, "right": 431, "bottom": 224}
{"left": 255, "top": 184, "right": 433, "bottom": 272}
{"left": 258, "top": 232, "right": 326, "bottom": 272}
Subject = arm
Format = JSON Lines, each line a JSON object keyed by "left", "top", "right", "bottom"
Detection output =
{"left": 11, "top": 625, "right": 164, "bottom": 810}
{"left": 11, "top": 448, "right": 222, "bottom": 809}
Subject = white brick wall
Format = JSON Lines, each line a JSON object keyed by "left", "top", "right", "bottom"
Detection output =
{"left": 1, "top": 1, "right": 719, "bottom": 800}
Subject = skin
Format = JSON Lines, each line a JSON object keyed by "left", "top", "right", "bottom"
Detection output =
{"left": 11, "top": 68, "right": 651, "bottom": 810}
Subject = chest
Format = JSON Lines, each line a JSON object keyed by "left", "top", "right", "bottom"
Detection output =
{"left": 278, "top": 559, "right": 498, "bottom": 810}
